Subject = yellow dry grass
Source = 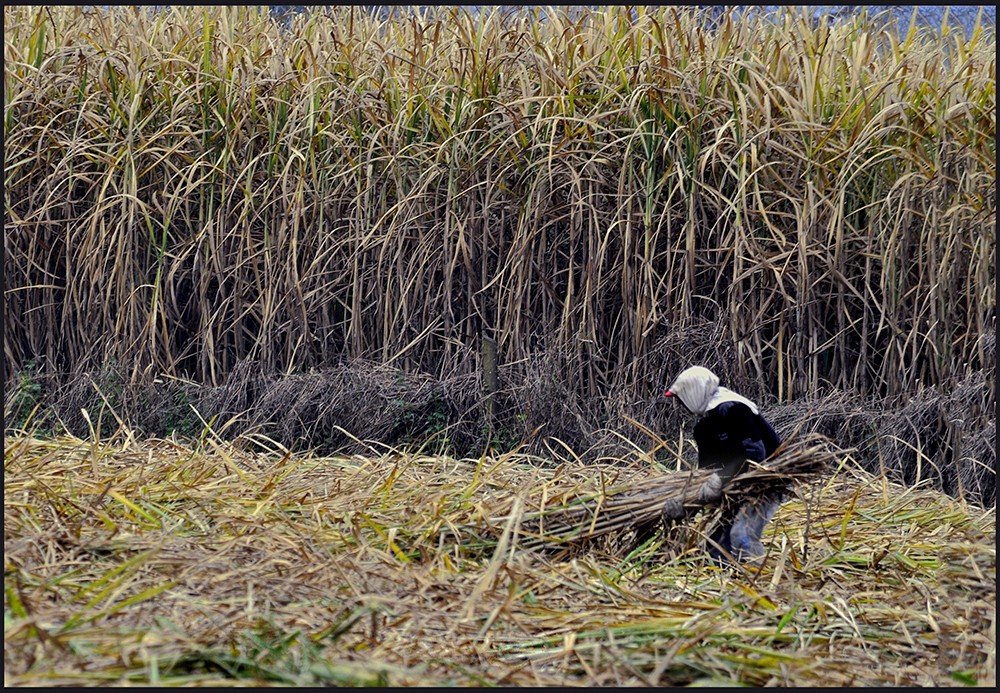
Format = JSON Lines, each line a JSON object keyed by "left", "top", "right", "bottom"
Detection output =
{"left": 4, "top": 431, "right": 995, "bottom": 687}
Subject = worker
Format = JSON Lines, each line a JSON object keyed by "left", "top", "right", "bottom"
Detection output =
{"left": 662, "top": 365, "right": 783, "bottom": 562}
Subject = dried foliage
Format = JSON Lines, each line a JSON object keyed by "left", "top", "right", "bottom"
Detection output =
{"left": 4, "top": 432, "right": 994, "bottom": 687}
{"left": 5, "top": 6, "right": 995, "bottom": 397}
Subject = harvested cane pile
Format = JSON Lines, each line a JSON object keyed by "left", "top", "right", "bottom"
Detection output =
{"left": 492, "top": 432, "right": 842, "bottom": 553}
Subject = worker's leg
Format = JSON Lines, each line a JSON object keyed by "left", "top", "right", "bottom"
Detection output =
{"left": 730, "top": 498, "right": 781, "bottom": 561}
{"left": 707, "top": 518, "right": 734, "bottom": 561}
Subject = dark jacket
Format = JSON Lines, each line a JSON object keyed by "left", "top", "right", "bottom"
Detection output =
{"left": 693, "top": 401, "right": 781, "bottom": 480}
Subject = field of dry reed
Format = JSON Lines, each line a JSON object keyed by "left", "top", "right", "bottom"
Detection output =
{"left": 4, "top": 4, "right": 995, "bottom": 503}
{"left": 3, "top": 7, "right": 996, "bottom": 685}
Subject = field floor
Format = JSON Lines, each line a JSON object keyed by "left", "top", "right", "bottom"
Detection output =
{"left": 4, "top": 433, "right": 995, "bottom": 687}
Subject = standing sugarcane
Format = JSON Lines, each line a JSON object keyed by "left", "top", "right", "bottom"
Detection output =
{"left": 662, "top": 366, "right": 783, "bottom": 562}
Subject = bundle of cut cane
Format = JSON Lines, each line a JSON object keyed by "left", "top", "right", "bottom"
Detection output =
{"left": 492, "top": 432, "right": 841, "bottom": 551}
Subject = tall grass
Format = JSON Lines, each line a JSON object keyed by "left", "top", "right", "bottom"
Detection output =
{"left": 4, "top": 7, "right": 995, "bottom": 404}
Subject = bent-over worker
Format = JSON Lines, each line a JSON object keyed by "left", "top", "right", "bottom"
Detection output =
{"left": 663, "top": 365, "right": 783, "bottom": 562}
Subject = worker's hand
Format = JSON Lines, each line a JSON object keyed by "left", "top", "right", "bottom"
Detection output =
{"left": 698, "top": 473, "right": 724, "bottom": 503}
{"left": 662, "top": 497, "right": 685, "bottom": 520}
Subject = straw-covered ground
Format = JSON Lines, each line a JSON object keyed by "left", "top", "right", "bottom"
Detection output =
{"left": 4, "top": 431, "right": 995, "bottom": 687}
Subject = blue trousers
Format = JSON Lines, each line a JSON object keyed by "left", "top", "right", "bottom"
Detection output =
{"left": 708, "top": 498, "right": 781, "bottom": 562}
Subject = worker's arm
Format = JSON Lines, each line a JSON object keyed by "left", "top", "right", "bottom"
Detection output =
{"left": 661, "top": 471, "right": 727, "bottom": 519}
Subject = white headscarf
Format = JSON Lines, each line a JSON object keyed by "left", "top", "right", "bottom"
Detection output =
{"left": 666, "top": 366, "right": 759, "bottom": 415}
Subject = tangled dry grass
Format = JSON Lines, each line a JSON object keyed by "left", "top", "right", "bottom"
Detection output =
{"left": 9, "top": 354, "right": 995, "bottom": 507}
{"left": 4, "top": 430, "right": 994, "bottom": 687}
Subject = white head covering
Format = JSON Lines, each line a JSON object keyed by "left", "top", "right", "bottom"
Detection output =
{"left": 665, "top": 366, "right": 759, "bottom": 415}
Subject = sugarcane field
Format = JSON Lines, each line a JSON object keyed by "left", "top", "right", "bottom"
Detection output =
{"left": 4, "top": 5, "right": 995, "bottom": 688}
